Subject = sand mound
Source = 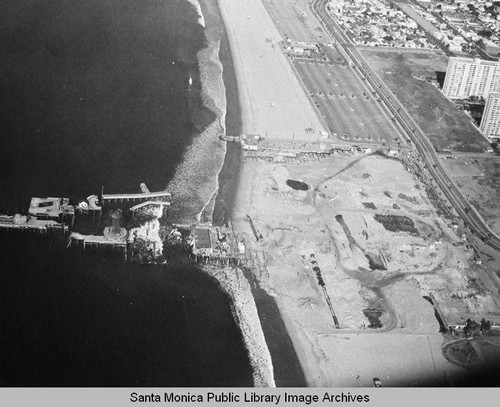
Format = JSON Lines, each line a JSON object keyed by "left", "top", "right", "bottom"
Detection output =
{"left": 383, "top": 278, "right": 439, "bottom": 334}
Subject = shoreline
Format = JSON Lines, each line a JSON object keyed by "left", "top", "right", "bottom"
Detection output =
{"left": 216, "top": 0, "right": 325, "bottom": 140}
{"left": 210, "top": 24, "right": 243, "bottom": 227}
{"left": 206, "top": 0, "right": 470, "bottom": 388}
{"left": 165, "top": 0, "right": 226, "bottom": 225}
{"left": 190, "top": 0, "right": 277, "bottom": 387}
{"left": 194, "top": 0, "right": 308, "bottom": 386}
{"left": 204, "top": 0, "right": 307, "bottom": 387}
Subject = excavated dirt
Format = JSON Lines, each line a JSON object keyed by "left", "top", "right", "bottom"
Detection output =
{"left": 231, "top": 152, "right": 500, "bottom": 386}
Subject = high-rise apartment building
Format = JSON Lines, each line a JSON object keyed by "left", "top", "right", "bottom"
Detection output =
{"left": 443, "top": 57, "right": 500, "bottom": 99}
{"left": 480, "top": 92, "right": 500, "bottom": 138}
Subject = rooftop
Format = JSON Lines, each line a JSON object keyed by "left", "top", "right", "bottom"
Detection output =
{"left": 28, "top": 197, "right": 74, "bottom": 218}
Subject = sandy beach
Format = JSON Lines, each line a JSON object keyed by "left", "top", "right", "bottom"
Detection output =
{"left": 168, "top": 0, "right": 278, "bottom": 387}
{"left": 218, "top": 0, "right": 325, "bottom": 140}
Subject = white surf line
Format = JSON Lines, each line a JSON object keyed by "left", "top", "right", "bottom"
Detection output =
{"left": 195, "top": 183, "right": 219, "bottom": 223}
{"left": 195, "top": 39, "right": 228, "bottom": 224}
{"left": 166, "top": 32, "right": 226, "bottom": 223}
{"left": 186, "top": 0, "right": 206, "bottom": 27}
{"left": 190, "top": 3, "right": 276, "bottom": 387}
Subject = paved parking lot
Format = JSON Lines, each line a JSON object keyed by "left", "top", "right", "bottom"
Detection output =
{"left": 264, "top": 0, "right": 327, "bottom": 42}
{"left": 294, "top": 53, "right": 404, "bottom": 147}
{"left": 264, "top": 0, "right": 405, "bottom": 148}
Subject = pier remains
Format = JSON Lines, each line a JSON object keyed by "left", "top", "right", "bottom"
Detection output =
{"left": 168, "top": 224, "right": 244, "bottom": 266}
{"left": 68, "top": 184, "right": 171, "bottom": 261}
{"left": 0, "top": 197, "right": 74, "bottom": 234}
{"left": 226, "top": 132, "right": 408, "bottom": 162}
{"left": 1, "top": 183, "right": 249, "bottom": 266}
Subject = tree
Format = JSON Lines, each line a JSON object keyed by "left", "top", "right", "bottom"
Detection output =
{"left": 478, "top": 30, "right": 493, "bottom": 39}
{"left": 464, "top": 319, "right": 481, "bottom": 337}
{"left": 480, "top": 318, "right": 491, "bottom": 333}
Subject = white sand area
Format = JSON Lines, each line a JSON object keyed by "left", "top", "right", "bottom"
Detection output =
{"left": 218, "top": 0, "right": 325, "bottom": 140}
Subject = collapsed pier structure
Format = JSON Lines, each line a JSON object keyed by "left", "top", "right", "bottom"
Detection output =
{"left": 68, "top": 185, "right": 172, "bottom": 261}
{"left": 0, "top": 184, "right": 172, "bottom": 262}
{"left": 0, "top": 197, "right": 74, "bottom": 234}
{"left": 0, "top": 183, "right": 247, "bottom": 266}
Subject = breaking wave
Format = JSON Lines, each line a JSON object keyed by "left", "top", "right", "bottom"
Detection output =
{"left": 167, "top": 2, "right": 276, "bottom": 386}
{"left": 186, "top": 0, "right": 206, "bottom": 27}
{"left": 166, "top": 34, "right": 226, "bottom": 224}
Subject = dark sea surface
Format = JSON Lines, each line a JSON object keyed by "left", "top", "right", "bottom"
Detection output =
{"left": 0, "top": 0, "right": 253, "bottom": 386}
{"left": 0, "top": 0, "right": 212, "bottom": 211}
{"left": 0, "top": 234, "right": 253, "bottom": 387}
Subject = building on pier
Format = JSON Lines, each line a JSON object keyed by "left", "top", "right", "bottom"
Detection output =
{"left": 100, "top": 184, "right": 171, "bottom": 218}
{"left": 29, "top": 197, "right": 74, "bottom": 226}
{"left": 129, "top": 200, "right": 171, "bottom": 219}
{"left": 0, "top": 214, "right": 68, "bottom": 234}
{"left": 101, "top": 190, "right": 171, "bottom": 206}
{"left": 186, "top": 226, "right": 243, "bottom": 266}
{"left": 0, "top": 197, "right": 73, "bottom": 234}
{"left": 241, "top": 134, "right": 261, "bottom": 151}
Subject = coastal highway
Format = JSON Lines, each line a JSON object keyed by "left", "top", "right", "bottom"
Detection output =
{"left": 310, "top": 0, "right": 500, "bottom": 252}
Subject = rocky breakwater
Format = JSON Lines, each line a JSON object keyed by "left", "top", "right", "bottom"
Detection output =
{"left": 202, "top": 264, "right": 275, "bottom": 387}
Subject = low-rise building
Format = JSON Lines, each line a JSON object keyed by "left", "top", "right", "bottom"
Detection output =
{"left": 29, "top": 197, "right": 74, "bottom": 224}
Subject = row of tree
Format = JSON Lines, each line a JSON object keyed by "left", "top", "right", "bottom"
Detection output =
{"left": 462, "top": 318, "right": 492, "bottom": 337}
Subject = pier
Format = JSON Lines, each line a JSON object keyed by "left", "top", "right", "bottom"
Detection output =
{"left": 101, "top": 190, "right": 171, "bottom": 205}
{"left": 68, "top": 232, "right": 128, "bottom": 260}
{"left": 242, "top": 138, "right": 381, "bottom": 162}
{"left": 101, "top": 188, "right": 172, "bottom": 218}
{"left": 0, "top": 185, "right": 248, "bottom": 266}
{"left": 170, "top": 224, "right": 246, "bottom": 266}
{"left": 0, "top": 214, "right": 69, "bottom": 233}
{"left": 0, "top": 183, "right": 174, "bottom": 262}
{"left": 0, "top": 197, "right": 74, "bottom": 234}
{"left": 224, "top": 132, "right": 407, "bottom": 162}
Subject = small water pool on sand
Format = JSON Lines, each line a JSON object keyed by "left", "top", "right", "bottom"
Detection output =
{"left": 286, "top": 180, "right": 309, "bottom": 191}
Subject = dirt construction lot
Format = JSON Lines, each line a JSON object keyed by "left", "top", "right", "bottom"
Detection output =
{"left": 443, "top": 156, "right": 500, "bottom": 234}
{"left": 360, "top": 48, "right": 490, "bottom": 153}
{"left": 232, "top": 153, "right": 500, "bottom": 386}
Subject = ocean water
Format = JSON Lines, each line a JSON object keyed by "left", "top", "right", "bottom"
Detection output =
{"left": 0, "top": 0, "right": 213, "bottom": 211}
{"left": 0, "top": 234, "right": 253, "bottom": 387}
{"left": 0, "top": 0, "right": 253, "bottom": 386}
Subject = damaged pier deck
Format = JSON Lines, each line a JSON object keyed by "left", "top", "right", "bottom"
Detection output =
{"left": 185, "top": 225, "right": 245, "bottom": 266}
{"left": 68, "top": 232, "right": 128, "bottom": 260}
{"left": 101, "top": 190, "right": 171, "bottom": 205}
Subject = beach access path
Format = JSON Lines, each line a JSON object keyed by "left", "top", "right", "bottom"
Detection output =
{"left": 218, "top": 0, "right": 326, "bottom": 141}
